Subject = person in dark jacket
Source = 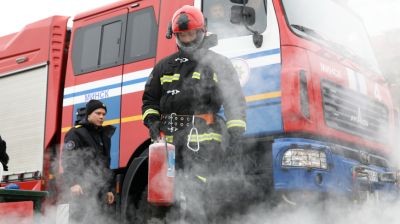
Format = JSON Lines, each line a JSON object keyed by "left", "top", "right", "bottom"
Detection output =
{"left": 0, "top": 135, "right": 9, "bottom": 181}
{"left": 142, "top": 5, "right": 246, "bottom": 222}
{"left": 62, "top": 99, "right": 116, "bottom": 223}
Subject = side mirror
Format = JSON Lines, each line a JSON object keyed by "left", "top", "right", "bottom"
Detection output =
{"left": 230, "top": 5, "right": 255, "bottom": 26}
{"left": 203, "top": 33, "right": 218, "bottom": 49}
{"left": 230, "top": 0, "right": 249, "bottom": 4}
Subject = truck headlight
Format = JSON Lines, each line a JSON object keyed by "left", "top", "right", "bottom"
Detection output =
{"left": 396, "top": 170, "right": 400, "bottom": 187}
{"left": 282, "top": 148, "right": 328, "bottom": 169}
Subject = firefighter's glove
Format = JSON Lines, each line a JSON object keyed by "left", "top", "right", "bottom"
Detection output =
{"left": 144, "top": 114, "right": 161, "bottom": 141}
{"left": 228, "top": 127, "right": 245, "bottom": 150}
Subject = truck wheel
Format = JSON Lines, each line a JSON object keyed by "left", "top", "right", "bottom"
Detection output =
{"left": 129, "top": 185, "right": 168, "bottom": 223}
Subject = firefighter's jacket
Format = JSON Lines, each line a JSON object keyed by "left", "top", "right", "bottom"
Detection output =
{"left": 142, "top": 47, "right": 246, "bottom": 134}
{"left": 62, "top": 122, "right": 116, "bottom": 195}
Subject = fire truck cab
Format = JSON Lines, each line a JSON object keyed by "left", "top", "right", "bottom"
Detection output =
{"left": 0, "top": 0, "right": 397, "bottom": 222}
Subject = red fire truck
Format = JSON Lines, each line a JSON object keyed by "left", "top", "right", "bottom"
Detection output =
{"left": 0, "top": 0, "right": 397, "bottom": 222}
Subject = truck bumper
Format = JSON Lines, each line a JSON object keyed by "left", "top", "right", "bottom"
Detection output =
{"left": 272, "top": 138, "right": 399, "bottom": 203}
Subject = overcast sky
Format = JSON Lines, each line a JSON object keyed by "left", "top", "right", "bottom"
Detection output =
{"left": 0, "top": 0, "right": 398, "bottom": 37}
{"left": 0, "top": 0, "right": 115, "bottom": 37}
{"left": 349, "top": 0, "right": 400, "bottom": 35}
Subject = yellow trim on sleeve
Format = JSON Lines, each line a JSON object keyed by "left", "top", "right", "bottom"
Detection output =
{"left": 165, "top": 135, "right": 174, "bottom": 143}
{"left": 227, "top": 120, "right": 246, "bottom": 129}
{"left": 196, "top": 175, "right": 207, "bottom": 183}
{"left": 142, "top": 109, "right": 160, "bottom": 120}
{"left": 213, "top": 72, "right": 218, "bottom": 83}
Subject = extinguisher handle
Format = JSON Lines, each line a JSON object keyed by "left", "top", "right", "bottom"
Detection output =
{"left": 157, "top": 131, "right": 166, "bottom": 143}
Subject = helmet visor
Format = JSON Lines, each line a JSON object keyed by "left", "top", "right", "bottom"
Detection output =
{"left": 176, "top": 29, "right": 205, "bottom": 52}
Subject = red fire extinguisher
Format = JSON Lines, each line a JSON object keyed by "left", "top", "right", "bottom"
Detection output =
{"left": 148, "top": 133, "right": 175, "bottom": 205}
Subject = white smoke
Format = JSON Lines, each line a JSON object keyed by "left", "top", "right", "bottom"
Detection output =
{"left": 349, "top": 0, "right": 400, "bottom": 162}
{"left": 2, "top": 0, "right": 400, "bottom": 223}
{"left": 148, "top": 1, "right": 400, "bottom": 224}
{"left": 0, "top": 143, "right": 119, "bottom": 224}
{"left": 348, "top": 0, "right": 400, "bottom": 36}
{"left": 229, "top": 200, "right": 400, "bottom": 224}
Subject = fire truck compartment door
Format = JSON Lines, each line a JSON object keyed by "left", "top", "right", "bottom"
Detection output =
{"left": 0, "top": 64, "right": 48, "bottom": 175}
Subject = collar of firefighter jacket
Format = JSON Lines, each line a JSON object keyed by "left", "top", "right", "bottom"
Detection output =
{"left": 178, "top": 48, "right": 210, "bottom": 62}
{"left": 82, "top": 120, "right": 104, "bottom": 133}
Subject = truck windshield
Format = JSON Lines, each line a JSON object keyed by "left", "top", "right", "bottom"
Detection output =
{"left": 282, "top": 0, "right": 380, "bottom": 73}
{"left": 203, "top": 0, "right": 267, "bottom": 39}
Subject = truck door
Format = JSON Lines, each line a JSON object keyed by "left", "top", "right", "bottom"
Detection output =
{"left": 63, "top": 8, "right": 128, "bottom": 169}
{"left": 119, "top": 0, "right": 162, "bottom": 168}
{"left": 200, "top": 0, "right": 282, "bottom": 136}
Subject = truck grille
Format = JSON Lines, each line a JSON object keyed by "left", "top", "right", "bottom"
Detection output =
{"left": 321, "top": 80, "right": 389, "bottom": 142}
{"left": 330, "top": 145, "right": 389, "bottom": 168}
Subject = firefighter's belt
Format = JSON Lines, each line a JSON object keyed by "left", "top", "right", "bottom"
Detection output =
{"left": 161, "top": 113, "right": 215, "bottom": 133}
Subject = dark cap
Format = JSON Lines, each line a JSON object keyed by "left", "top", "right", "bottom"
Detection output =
{"left": 86, "top": 99, "right": 107, "bottom": 116}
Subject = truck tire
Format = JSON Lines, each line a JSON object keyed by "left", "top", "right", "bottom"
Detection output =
{"left": 130, "top": 185, "right": 168, "bottom": 223}
{"left": 120, "top": 146, "right": 174, "bottom": 223}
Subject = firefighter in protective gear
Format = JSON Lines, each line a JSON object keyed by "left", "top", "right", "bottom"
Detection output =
{"left": 143, "top": 4, "right": 246, "bottom": 167}
{"left": 142, "top": 5, "right": 246, "bottom": 221}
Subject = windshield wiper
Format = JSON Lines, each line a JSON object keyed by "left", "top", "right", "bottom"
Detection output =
{"left": 290, "top": 24, "right": 372, "bottom": 70}
{"left": 291, "top": 24, "right": 326, "bottom": 41}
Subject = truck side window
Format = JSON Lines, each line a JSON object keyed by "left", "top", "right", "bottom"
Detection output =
{"left": 101, "top": 21, "right": 123, "bottom": 65}
{"left": 203, "top": 0, "right": 267, "bottom": 39}
{"left": 124, "top": 7, "right": 157, "bottom": 63}
{"left": 72, "top": 15, "right": 127, "bottom": 75}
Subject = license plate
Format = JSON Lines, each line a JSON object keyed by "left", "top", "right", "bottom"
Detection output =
{"left": 364, "top": 169, "right": 379, "bottom": 182}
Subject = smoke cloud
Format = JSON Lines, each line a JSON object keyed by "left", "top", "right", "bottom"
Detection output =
{"left": 1, "top": 1, "right": 400, "bottom": 224}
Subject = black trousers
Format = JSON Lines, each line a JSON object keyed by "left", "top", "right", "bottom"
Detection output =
{"left": 68, "top": 191, "right": 116, "bottom": 224}
{"left": 164, "top": 121, "right": 243, "bottom": 223}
